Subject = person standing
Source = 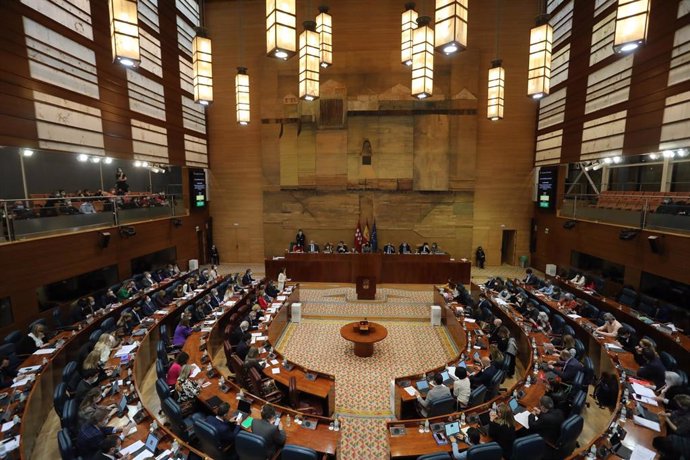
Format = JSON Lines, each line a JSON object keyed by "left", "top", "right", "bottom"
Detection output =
{"left": 476, "top": 246, "right": 486, "bottom": 269}
{"left": 278, "top": 268, "right": 288, "bottom": 291}
{"left": 115, "top": 168, "right": 128, "bottom": 195}
{"left": 210, "top": 244, "right": 220, "bottom": 265}
{"left": 295, "top": 229, "right": 306, "bottom": 248}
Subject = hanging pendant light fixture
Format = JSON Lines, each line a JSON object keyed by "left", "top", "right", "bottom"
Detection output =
{"left": 236, "top": 67, "right": 250, "bottom": 125}
{"left": 299, "top": 20, "right": 320, "bottom": 101}
{"left": 613, "top": 0, "right": 651, "bottom": 53}
{"left": 192, "top": 28, "right": 213, "bottom": 105}
{"left": 401, "top": 3, "right": 418, "bottom": 66}
{"left": 266, "top": 0, "right": 297, "bottom": 60}
{"left": 411, "top": 16, "right": 434, "bottom": 99}
{"left": 434, "top": 0, "right": 468, "bottom": 55}
{"left": 316, "top": 6, "right": 332, "bottom": 68}
{"left": 108, "top": 0, "right": 140, "bottom": 67}
{"left": 527, "top": 1, "right": 552, "bottom": 100}
{"left": 487, "top": 0, "right": 504, "bottom": 120}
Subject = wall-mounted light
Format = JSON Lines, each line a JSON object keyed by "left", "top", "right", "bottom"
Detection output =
{"left": 192, "top": 29, "right": 213, "bottom": 105}
{"left": 527, "top": 15, "right": 552, "bottom": 100}
{"left": 104, "top": 157, "right": 113, "bottom": 164}
{"left": 266, "top": 0, "right": 297, "bottom": 60}
{"left": 298, "top": 21, "right": 320, "bottom": 101}
{"left": 235, "top": 67, "right": 250, "bottom": 125}
{"left": 401, "top": 3, "right": 418, "bottom": 66}
{"left": 22, "top": 149, "right": 34, "bottom": 157}
{"left": 90, "top": 157, "right": 101, "bottom": 163}
{"left": 411, "top": 16, "right": 434, "bottom": 99}
{"left": 108, "top": 0, "right": 140, "bottom": 67}
{"left": 663, "top": 150, "right": 675, "bottom": 158}
{"left": 613, "top": 0, "right": 651, "bottom": 54}
{"left": 434, "top": 0, "right": 468, "bottom": 55}
{"left": 316, "top": 6, "right": 332, "bottom": 68}
{"left": 78, "top": 154, "right": 89, "bottom": 162}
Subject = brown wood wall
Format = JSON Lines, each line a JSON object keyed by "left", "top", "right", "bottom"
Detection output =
{"left": 206, "top": 0, "right": 539, "bottom": 265}
{"left": 0, "top": 210, "right": 209, "bottom": 337}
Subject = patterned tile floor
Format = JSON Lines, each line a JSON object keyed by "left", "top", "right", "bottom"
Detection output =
{"left": 299, "top": 287, "right": 433, "bottom": 319}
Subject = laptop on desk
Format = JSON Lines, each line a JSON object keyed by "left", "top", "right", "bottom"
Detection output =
{"left": 444, "top": 421, "right": 460, "bottom": 437}
{"left": 415, "top": 379, "right": 430, "bottom": 395}
{"left": 636, "top": 402, "right": 659, "bottom": 422}
{"left": 233, "top": 399, "right": 252, "bottom": 419}
{"left": 508, "top": 397, "right": 526, "bottom": 414}
{"left": 440, "top": 371, "right": 454, "bottom": 385}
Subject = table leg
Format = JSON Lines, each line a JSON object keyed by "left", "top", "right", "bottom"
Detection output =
{"left": 353, "top": 342, "right": 373, "bottom": 357}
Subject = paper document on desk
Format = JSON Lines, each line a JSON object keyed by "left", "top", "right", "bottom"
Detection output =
{"left": 133, "top": 450, "right": 155, "bottom": 460}
{"left": 18, "top": 365, "right": 41, "bottom": 374}
{"left": 120, "top": 440, "right": 145, "bottom": 456}
{"left": 2, "top": 420, "right": 15, "bottom": 432}
{"left": 200, "top": 327, "right": 212, "bottom": 333}
{"left": 464, "top": 318, "right": 476, "bottom": 323}
{"left": 567, "top": 314, "right": 582, "bottom": 319}
{"left": 271, "top": 367, "right": 280, "bottom": 374}
{"left": 154, "top": 310, "right": 168, "bottom": 315}
{"left": 605, "top": 343, "right": 625, "bottom": 353}
{"left": 403, "top": 386, "right": 417, "bottom": 397}
{"left": 11, "top": 376, "right": 33, "bottom": 388}
{"left": 277, "top": 295, "right": 287, "bottom": 301}
{"left": 633, "top": 415, "right": 661, "bottom": 432}
{"left": 514, "top": 411, "right": 531, "bottom": 429}
{"left": 115, "top": 344, "right": 138, "bottom": 357}
{"left": 631, "top": 383, "right": 656, "bottom": 398}
{"left": 633, "top": 394, "right": 658, "bottom": 406}
{"left": 33, "top": 348, "right": 56, "bottom": 355}
{"left": 1, "top": 435, "right": 20, "bottom": 452}
{"left": 156, "top": 450, "right": 172, "bottom": 460}
{"left": 270, "top": 359, "right": 279, "bottom": 366}
{"left": 190, "top": 364, "right": 201, "bottom": 378}
{"left": 629, "top": 445, "right": 656, "bottom": 460}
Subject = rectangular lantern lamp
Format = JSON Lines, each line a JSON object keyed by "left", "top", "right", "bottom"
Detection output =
{"left": 109, "top": 0, "right": 140, "bottom": 67}
{"left": 527, "top": 21, "right": 552, "bottom": 99}
{"left": 266, "top": 0, "right": 297, "bottom": 59}
{"left": 434, "top": 0, "right": 468, "bottom": 55}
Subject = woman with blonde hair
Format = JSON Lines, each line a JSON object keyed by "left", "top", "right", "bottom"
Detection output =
{"left": 93, "top": 333, "right": 118, "bottom": 362}
{"left": 175, "top": 364, "right": 201, "bottom": 416}
{"left": 488, "top": 402, "right": 516, "bottom": 458}
{"left": 82, "top": 349, "right": 107, "bottom": 381}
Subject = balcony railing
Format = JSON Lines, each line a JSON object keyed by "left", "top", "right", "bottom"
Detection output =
{"left": 560, "top": 191, "right": 690, "bottom": 234}
{"left": 0, "top": 193, "right": 187, "bottom": 243}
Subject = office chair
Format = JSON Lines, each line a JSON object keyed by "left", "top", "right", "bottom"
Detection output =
{"left": 281, "top": 444, "right": 321, "bottom": 460}
{"left": 617, "top": 288, "right": 637, "bottom": 307}
{"left": 53, "top": 382, "right": 69, "bottom": 419}
{"left": 551, "top": 315, "right": 565, "bottom": 335}
{"left": 193, "top": 419, "right": 234, "bottom": 460}
{"left": 58, "top": 428, "right": 81, "bottom": 460}
{"left": 3, "top": 331, "right": 22, "bottom": 345}
{"left": 573, "top": 339, "right": 585, "bottom": 360}
{"left": 155, "top": 378, "right": 170, "bottom": 402}
{"left": 229, "top": 354, "right": 247, "bottom": 387}
{"left": 426, "top": 394, "right": 456, "bottom": 417}
{"left": 569, "top": 390, "right": 586, "bottom": 417}
{"left": 678, "top": 370, "right": 688, "bottom": 386}
{"left": 417, "top": 453, "right": 452, "bottom": 460}
{"left": 100, "top": 317, "right": 115, "bottom": 332}
{"left": 562, "top": 325, "right": 575, "bottom": 338}
{"left": 161, "top": 397, "right": 198, "bottom": 441}
{"left": 248, "top": 368, "right": 283, "bottom": 404}
{"left": 62, "top": 361, "right": 78, "bottom": 385}
{"left": 289, "top": 376, "right": 323, "bottom": 415}
{"left": 61, "top": 398, "right": 78, "bottom": 433}
{"left": 466, "top": 441, "right": 503, "bottom": 460}
{"left": 235, "top": 431, "right": 271, "bottom": 460}
{"left": 570, "top": 371, "right": 585, "bottom": 393}
{"left": 580, "top": 304, "right": 599, "bottom": 320}
{"left": 548, "top": 415, "right": 583, "bottom": 459}
{"left": 88, "top": 329, "right": 103, "bottom": 344}
{"left": 468, "top": 385, "right": 487, "bottom": 407}
{"left": 660, "top": 351, "right": 677, "bottom": 371}
{"left": 486, "top": 370, "right": 506, "bottom": 400}
{"left": 582, "top": 356, "right": 595, "bottom": 386}
{"left": 511, "top": 434, "right": 545, "bottom": 460}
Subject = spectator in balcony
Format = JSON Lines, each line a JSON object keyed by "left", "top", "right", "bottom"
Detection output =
{"left": 115, "top": 168, "right": 128, "bottom": 195}
{"left": 79, "top": 200, "right": 96, "bottom": 214}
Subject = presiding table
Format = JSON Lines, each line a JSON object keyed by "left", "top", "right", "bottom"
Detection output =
{"left": 340, "top": 321, "right": 388, "bottom": 357}
{"left": 265, "top": 253, "right": 471, "bottom": 284}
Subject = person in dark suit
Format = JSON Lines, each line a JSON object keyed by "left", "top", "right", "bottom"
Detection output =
{"left": 489, "top": 403, "right": 516, "bottom": 459}
{"left": 104, "top": 289, "right": 119, "bottom": 306}
{"left": 0, "top": 356, "right": 16, "bottom": 389}
{"left": 399, "top": 242, "right": 411, "bottom": 254}
{"left": 419, "top": 242, "right": 431, "bottom": 254}
{"left": 523, "top": 268, "right": 539, "bottom": 286}
{"left": 549, "top": 350, "right": 584, "bottom": 383}
{"left": 153, "top": 290, "right": 168, "bottom": 309}
{"left": 470, "top": 357, "right": 499, "bottom": 389}
{"left": 361, "top": 242, "right": 372, "bottom": 253}
{"left": 617, "top": 326, "right": 640, "bottom": 352}
{"left": 141, "top": 272, "right": 157, "bottom": 288}
{"left": 204, "top": 402, "right": 240, "bottom": 446}
{"left": 295, "top": 229, "right": 306, "bottom": 248}
{"left": 251, "top": 405, "right": 286, "bottom": 458}
{"left": 265, "top": 282, "right": 279, "bottom": 298}
{"left": 638, "top": 348, "right": 667, "bottom": 389}
{"left": 241, "top": 269, "right": 254, "bottom": 286}
{"left": 383, "top": 243, "right": 396, "bottom": 254}
{"left": 235, "top": 333, "right": 251, "bottom": 361}
{"left": 229, "top": 321, "right": 249, "bottom": 346}
{"left": 140, "top": 296, "right": 156, "bottom": 316}
{"left": 307, "top": 240, "right": 319, "bottom": 253}
{"left": 91, "top": 435, "right": 124, "bottom": 460}
{"left": 336, "top": 241, "right": 348, "bottom": 253}
{"left": 527, "top": 396, "right": 565, "bottom": 444}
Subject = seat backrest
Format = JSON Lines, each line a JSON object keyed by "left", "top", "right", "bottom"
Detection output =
{"left": 618, "top": 288, "right": 637, "bottom": 306}
{"left": 235, "top": 430, "right": 269, "bottom": 460}
{"left": 160, "top": 324, "right": 169, "bottom": 346}
{"left": 155, "top": 378, "right": 170, "bottom": 401}
{"left": 53, "top": 382, "right": 68, "bottom": 418}
{"left": 157, "top": 340, "right": 168, "bottom": 365}
{"left": 3, "top": 331, "right": 22, "bottom": 345}
{"left": 248, "top": 368, "right": 265, "bottom": 396}
{"left": 486, "top": 370, "right": 505, "bottom": 400}
{"left": 62, "top": 361, "right": 78, "bottom": 384}
{"left": 100, "top": 317, "right": 115, "bottom": 332}
{"left": 467, "top": 441, "right": 503, "bottom": 460}
{"left": 551, "top": 315, "right": 565, "bottom": 335}
{"left": 562, "top": 325, "right": 575, "bottom": 337}
{"left": 161, "top": 397, "right": 186, "bottom": 436}
{"left": 88, "top": 329, "right": 103, "bottom": 344}
{"left": 660, "top": 351, "right": 677, "bottom": 371}
{"left": 556, "top": 415, "right": 584, "bottom": 456}
{"left": 428, "top": 394, "right": 456, "bottom": 417}
{"left": 61, "top": 398, "right": 78, "bottom": 432}
{"left": 417, "top": 454, "right": 452, "bottom": 460}
{"left": 193, "top": 419, "right": 226, "bottom": 459}
{"left": 156, "top": 359, "right": 167, "bottom": 380}
{"left": 511, "top": 434, "right": 545, "bottom": 460}
{"left": 468, "top": 385, "right": 487, "bottom": 407}
{"left": 58, "top": 428, "right": 76, "bottom": 460}
{"left": 574, "top": 339, "right": 585, "bottom": 360}
{"left": 230, "top": 354, "right": 245, "bottom": 380}
{"left": 570, "top": 390, "right": 586, "bottom": 416}
{"left": 281, "top": 444, "right": 320, "bottom": 460}
{"left": 582, "top": 357, "right": 594, "bottom": 386}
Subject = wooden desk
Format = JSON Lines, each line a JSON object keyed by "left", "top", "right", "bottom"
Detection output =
{"left": 265, "top": 253, "right": 471, "bottom": 284}
{"left": 340, "top": 322, "right": 388, "bottom": 357}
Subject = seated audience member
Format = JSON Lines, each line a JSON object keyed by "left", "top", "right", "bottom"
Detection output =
{"left": 116, "top": 312, "right": 135, "bottom": 334}
{"left": 419, "top": 242, "right": 431, "bottom": 254}
{"left": 361, "top": 242, "right": 372, "bottom": 253}
{"left": 549, "top": 349, "right": 584, "bottom": 384}
{"left": 595, "top": 313, "right": 623, "bottom": 338}
{"left": 637, "top": 348, "right": 667, "bottom": 389}
{"left": 75, "top": 369, "right": 100, "bottom": 401}
{"left": 80, "top": 296, "right": 97, "bottom": 318}
{"left": 527, "top": 396, "right": 565, "bottom": 445}
{"left": 191, "top": 303, "right": 207, "bottom": 324}
{"left": 523, "top": 268, "right": 539, "bottom": 286}
{"left": 116, "top": 283, "right": 132, "bottom": 300}
{"left": 656, "top": 372, "right": 690, "bottom": 410}
{"left": 154, "top": 290, "right": 168, "bottom": 309}
{"left": 570, "top": 272, "right": 586, "bottom": 287}
{"left": 449, "top": 427, "right": 481, "bottom": 460}
{"left": 383, "top": 242, "right": 396, "bottom": 254}
{"left": 0, "top": 355, "right": 16, "bottom": 388}
{"left": 336, "top": 241, "right": 348, "bottom": 253}
{"left": 79, "top": 200, "right": 96, "bottom": 214}
{"left": 430, "top": 242, "right": 441, "bottom": 254}
{"left": 235, "top": 333, "right": 252, "bottom": 361}
{"left": 175, "top": 364, "right": 201, "bottom": 416}
{"left": 584, "top": 278, "right": 597, "bottom": 291}
{"left": 173, "top": 318, "right": 193, "bottom": 347}
{"left": 140, "top": 295, "right": 157, "bottom": 316}
{"left": 323, "top": 242, "right": 334, "bottom": 253}
{"left": 241, "top": 269, "right": 255, "bottom": 285}
{"left": 265, "top": 282, "right": 279, "bottom": 299}
{"left": 496, "top": 327, "right": 518, "bottom": 377}
{"left": 453, "top": 367, "right": 471, "bottom": 408}
{"left": 244, "top": 346, "right": 264, "bottom": 374}
{"left": 92, "top": 434, "right": 129, "bottom": 460}
{"left": 558, "top": 293, "right": 578, "bottom": 311}
{"left": 78, "top": 388, "right": 109, "bottom": 425}
{"left": 488, "top": 318, "right": 503, "bottom": 343}
{"left": 166, "top": 351, "right": 189, "bottom": 386}
{"left": 415, "top": 373, "right": 451, "bottom": 417}
{"left": 22, "top": 322, "right": 47, "bottom": 354}
{"left": 76, "top": 407, "right": 132, "bottom": 457}
{"left": 198, "top": 269, "right": 209, "bottom": 285}
{"left": 616, "top": 326, "right": 640, "bottom": 352}
{"left": 594, "top": 372, "right": 619, "bottom": 409}
{"left": 141, "top": 271, "right": 157, "bottom": 288}
{"left": 93, "top": 333, "right": 118, "bottom": 363}
{"left": 653, "top": 395, "right": 690, "bottom": 459}
{"left": 489, "top": 403, "right": 517, "bottom": 459}
{"left": 634, "top": 338, "right": 657, "bottom": 366}
{"left": 399, "top": 241, "right": 411, "bottom": 254}
{"left": 251, "top": 405, "right": 286, "bottom": 457}
{"left": 489, "top": 344, "right": 505, "bottom": 369}
{"left": 229, "top": 321, "right": 249, "bottom": 346}
{"left": 130, "top": 304, "right": 146, "bottom": 324}
{"left": 205, "top": 402, "right": 241, "bottom": 446}
{"left": 470, "top": 357, "right": 499, "bottom": 389}
{"left": 208, "top": 264, "right": 219, "bottom": 279}
{"left": 538, "top": 280, "right": 554, "bottom": 296}
{"left": 82, "top": 350, "right": 108, "bottom": 382}
{"left": 307, "top": 240, "right": 319, "bottom": 253}
{"left": 535, "top": 311, "right": 552, "bottom": 334}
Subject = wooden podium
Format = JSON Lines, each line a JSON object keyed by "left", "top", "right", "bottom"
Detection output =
{"left": 356, "top": 276, "right": 376, "bottom": 300}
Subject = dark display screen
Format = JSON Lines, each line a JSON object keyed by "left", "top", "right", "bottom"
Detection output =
{"left": 189, "top": 169, "right": 207, "bottom": 208}
{"left": 537, "top": 167, "right": 558, "bottom": 209}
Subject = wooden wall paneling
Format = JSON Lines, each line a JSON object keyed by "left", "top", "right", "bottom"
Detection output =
{"left": 413, "top": 114, "right": 450, "bottom": 191}
{"left": 0, "top": 212, "right": 208, "bottom": 337}
{"left": 315, "top": 130, "right": 348, "bottom": 189}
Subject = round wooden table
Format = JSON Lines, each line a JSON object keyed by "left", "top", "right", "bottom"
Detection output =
{"left": 339, "top": 322, "right": 388, "bottom": 357}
